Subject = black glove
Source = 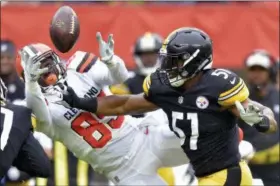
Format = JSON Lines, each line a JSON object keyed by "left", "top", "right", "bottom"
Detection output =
{"left": 63, "top": 86, "right": 98, "bottom": 113}
{"left": 62, "top": 86, "right": 79, "bottom": 108}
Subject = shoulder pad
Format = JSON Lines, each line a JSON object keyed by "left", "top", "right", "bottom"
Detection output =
{"left": 210, "top": 69, "right": 249, "bottom": 107}
{"left": 66, "top": 51, "right": 98, "bottom": 73}
{"left": 142, "top": 74, "right": 151, "bottom": 96}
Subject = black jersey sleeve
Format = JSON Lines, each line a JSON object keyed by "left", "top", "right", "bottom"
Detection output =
{"left": 142, "top": 72, "right": 172, "bottom": 107}
{"left": 211, "top": 69, "right": 249, "bottom": 107}
{"left": 0, "top": 104, "right": 34, "bottom": 178}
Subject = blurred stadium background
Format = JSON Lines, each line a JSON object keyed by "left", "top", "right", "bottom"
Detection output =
{"left": 1, "top": 1, "right": 279, "bottom": 186}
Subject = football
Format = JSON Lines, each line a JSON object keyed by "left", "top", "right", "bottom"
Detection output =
{"left": 50, "top": 6, "right": 80, "bottom": 53}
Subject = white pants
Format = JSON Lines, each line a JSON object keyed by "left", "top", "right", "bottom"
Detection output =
{"left": 107, "top": 113, "right": 189, "bottom": 185}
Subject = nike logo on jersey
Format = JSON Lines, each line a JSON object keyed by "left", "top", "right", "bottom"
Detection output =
{"left": 230, "top": 77, "right": 236, "bottom": 85}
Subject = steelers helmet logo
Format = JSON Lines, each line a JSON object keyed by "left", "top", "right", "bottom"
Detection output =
{"left": 196, "top": 96, "right": 209, "bottom": 109}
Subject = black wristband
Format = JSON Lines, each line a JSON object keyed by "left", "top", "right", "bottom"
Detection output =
{"left": 75, "top": 97, "right": 98, "bottom": 113}
{"left": 254, "top": 115, "right": 270, "bottom": 133}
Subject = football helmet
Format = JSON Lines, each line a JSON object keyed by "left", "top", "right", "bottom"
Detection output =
{"left": 133, "top": 32, "right": 163, "bottom": 76}
{"left": 0, "top": 78, "right": 7, "bottom": 102}
{"left": 17, "top": 43, "right": 66, "bottom": 89}
{"left": 158, "top": 27, "right": 213, "bottom": 87}
{"left": 244, "top": 49, "right": 277, "bottom": 87}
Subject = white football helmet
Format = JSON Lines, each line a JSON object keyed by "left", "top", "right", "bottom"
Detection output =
{"left": 18, "top": 43, "right": 66, "bottom": 90}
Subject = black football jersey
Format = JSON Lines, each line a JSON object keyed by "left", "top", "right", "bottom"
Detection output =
{"left": 1, "top": 102, "right": 34, "bottom": 148}
{"left": 143, "top": 68, "right": 250, "bottom": 177}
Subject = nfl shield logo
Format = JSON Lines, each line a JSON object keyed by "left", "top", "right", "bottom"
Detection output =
{"left": 178, "top": 96, "right": 184, "bottom": 104}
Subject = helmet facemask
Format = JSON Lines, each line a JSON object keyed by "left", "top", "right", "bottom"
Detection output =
{"left": 33, "top": 50, "right": 66, "bottom": 88}
{"left": 159, "top": 49, "right": 212, "bottom": 87}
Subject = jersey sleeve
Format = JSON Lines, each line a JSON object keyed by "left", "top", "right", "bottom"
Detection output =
{"left": 217, "top": 70, "right": 249, "bottom": 107}
{"left": 25, "top": 81, "right": 54, "bottom": 137}
{"left": 67, "top": 51, "right": 129, "bottom": 86}
{"left": 142, "top": 72, "right": 171, "bottom": 107}
{"left": 66, "top": 51, "right": 98, "bottom": 73}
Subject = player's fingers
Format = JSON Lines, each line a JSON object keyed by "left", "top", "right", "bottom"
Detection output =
{"left": 247, "top": 104, "right": 259, "bottom": 113}
{"left": 235, "top": 101, "right": 245, "bottom": 114}
{"left": 34, "top": 61, "right": 41, "bottom": 68}
{"left": 96, "top": 32, "right": 103, "bottom": 44}
{"left": 38, "top": 67, "right": 49, "bottom": 75}
{"left": 22, "top": 52, "right": 31, "bottom": 64}
{"left": 108, "top": 35, "right": 114, "bottom": 49}
{"left": 108, "top": 34, "right": 113, "bottom": 42}
{"left": 66, "top": 86, "right": 76, "bottom": 96}
{"left": 108, "top": 34, "right": 114, "bottom": 44}
{"left": 19, "top": 51, "right": 26, "bottom": 61}
{"left": 246, "top": 104, "right": 253, "bottom": 111}
{"left": 252, "top": 105, "right": 260, "bottom": 113}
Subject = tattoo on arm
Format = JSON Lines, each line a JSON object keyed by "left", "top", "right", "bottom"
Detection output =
{"left": 249, "top": 99, "right": 278, "bottom": 133}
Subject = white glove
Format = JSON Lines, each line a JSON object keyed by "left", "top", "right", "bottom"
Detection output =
{"left": 235, "top": 101, "right": 263, "bottom": 126}
{"left": 96, "top": 32, "right": 114, "bottom": 64}
{"left": 20, "top": 51, "right": 49, "bottom": 82}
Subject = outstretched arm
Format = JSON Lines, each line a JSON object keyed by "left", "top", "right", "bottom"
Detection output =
{"left": 96, "top": 93, "right": 158, "bottom": 115}
{"left": 26, "top": 81, "right": 54, "bottom": 136}
{"left": 230, "top": 99, "right": 277, "bottom": 133}
{"left": 63, "top": 88, "right": 158, "bottom": 116}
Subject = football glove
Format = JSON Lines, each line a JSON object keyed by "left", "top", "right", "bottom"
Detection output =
{"left": 235, "top": 101, "right": 263, "bottom": 126}
{"left": 96, "top": 32, "right": 114, "bottom": 64}
{"left": 20, "top": 51, "right": 49, "bottom": 82}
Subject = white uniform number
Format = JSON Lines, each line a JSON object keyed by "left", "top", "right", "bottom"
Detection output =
{"left": 172, "top": 112, "right": 199, "bottom": 150}
{"left": 211, "top": 69, "right": 232, "bottom": 80}
{"left": 0, "top": 108, "right": 14, "bottom": 150}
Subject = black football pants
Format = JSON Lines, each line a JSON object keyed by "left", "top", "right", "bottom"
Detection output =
{"left": 0, "top": 126, "right": 51, "bottom": 179}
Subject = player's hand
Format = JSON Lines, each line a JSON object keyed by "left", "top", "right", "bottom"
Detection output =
{"left": 235, "top": 101, "right": 263, "bottom": 126}
{"left": 20, "top": 51, "right": 49, "bottom": 82}
{"left": 96, "top": 32, "right": 114, "bottom": 64}
{"left": 62, "top": 86, "right": 79, "bottom": 107}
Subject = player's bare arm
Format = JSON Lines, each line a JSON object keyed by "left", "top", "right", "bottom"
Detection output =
{"left": 63, "top": 87, "right": 158, "bottom": 115}
{"left": 211, "top": 68, "right": 277, "bottom": 134}
{"left": 97, "top": 94, "right": 158, "bottom": 115}
{"left": 230, "top": 99, "right": 277, "bottom": 133}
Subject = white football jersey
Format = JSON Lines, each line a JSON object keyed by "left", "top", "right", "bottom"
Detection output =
{"left": 33, "top": 51, "right": 139, "bottom": 174}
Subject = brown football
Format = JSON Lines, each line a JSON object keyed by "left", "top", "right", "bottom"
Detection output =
{"left": 50, "top": 6, "right": 80, "bottom": 53}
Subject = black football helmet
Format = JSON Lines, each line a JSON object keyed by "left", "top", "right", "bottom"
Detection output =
{"left": 133, "top": 32, "right": 163, "bottom": 76}
{"left": 0, "top": 78, "right": 7, "bottom": 102}
{"left": 158, "top": 27, "right": 213, "bottom": 87}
